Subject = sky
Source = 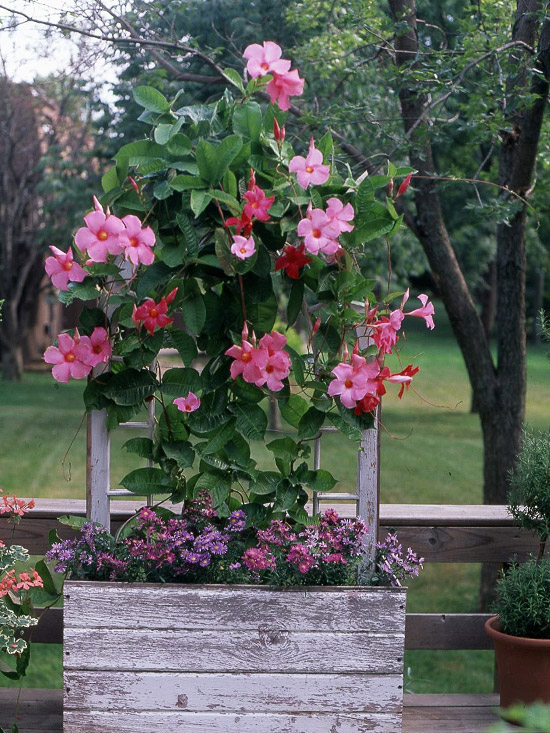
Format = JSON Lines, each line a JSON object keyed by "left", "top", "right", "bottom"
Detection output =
{"left": 0, "top": 0, "right": 116, "bottom": 90}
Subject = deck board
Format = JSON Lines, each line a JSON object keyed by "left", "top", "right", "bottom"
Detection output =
{"left": 0, "top": 690, "right": 503, "bottom": 732}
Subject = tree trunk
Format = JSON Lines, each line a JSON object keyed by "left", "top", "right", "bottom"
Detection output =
{"left": 388, "top": 0, "right": 550, "bottom": 608}
{"left": 1, "top": 343, "right": 23, "bottom": 381}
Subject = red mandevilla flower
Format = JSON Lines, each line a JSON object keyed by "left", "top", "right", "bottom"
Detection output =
{"left": 274, "top": 244, "right": 313, "bottom": 279}
{"left": 132, "top": 288, "right": 178, "bottom": 336}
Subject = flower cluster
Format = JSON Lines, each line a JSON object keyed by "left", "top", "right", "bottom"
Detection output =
{"left": 373, "top": 533, "right": 424, "bottom": 587}
{"left": 243, "top": 41, "right": 304, "bottom": 110}
{"left": 43, "top": 326, "right": 111, "bottom": 382}
{"left": 0, "top": 569, "right": 43, "bottom": 597}
{"left": 74, "top": 196, "right": 155, "bottom": 266}
{"left": 226, "top": 326, "right": 291, "bottom": 392}
{"left": 0, "top": 491, "right": 35, "bottom": 517}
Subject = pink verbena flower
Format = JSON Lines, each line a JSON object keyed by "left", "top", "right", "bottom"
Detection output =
{"left": 289, "top": 138, "right": 330, "bottom": 189}
{"left": 44, "top": 331, "right": 92, "bottom": 382}
{"left": 45, "top": 246, "right": 87, "bottom": 290}
{"left": 266, "top": 68, "right": 304, "bottom": 110}
{"left": 297, "top": 207, "right": 340, "bottom": 255}
{"left": 230, "top": 235, "right": 256, "bottom": 260}
{"left": 131, "top": 288, "right": 178, "bottom": 336}
{"left": 86, "top": 327, "right": 112, "bottom": 368}
{"left": 74, "top": 198, "right": 125, "bottom": 263}
{"left": 243, "top": 186, "right": 275, "bottom": 222}
{"left": 243, "top": 41, "right": 291, "bottom": 78}
{"left": 118, "top": 215, "right": 156, "bottom": 266}
{"left": 174, "top": 393, "right": 201, "bottom": 413}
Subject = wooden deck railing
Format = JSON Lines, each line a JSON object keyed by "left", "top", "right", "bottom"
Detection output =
{"left": 4, "top": 499, "right": 537, "bottom": 652}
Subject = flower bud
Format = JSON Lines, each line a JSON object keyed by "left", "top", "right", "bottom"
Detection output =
{"left": 248, "top": 168, "right": 256, "bottom": 190}
{"left": 312, "top": 315, "right": 321, "bottom": 335}
{"left": 395, "top": 173, "right": 413, "bottom": 200}
{"left": 129, "top": 177, "right": 140, "bottom": 195}
{"left": 273, "top": 118, "right": 285, "bottom": 142}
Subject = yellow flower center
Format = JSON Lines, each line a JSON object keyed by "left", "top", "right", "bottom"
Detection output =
{"left": 129, "top": 237, "right": 139, "bottom": 247}
{"left": 63, "top": 261, "right": 73, "bottom": 271}
{"left": 150, "top": 308, "right": 158, "bottom": 317}
{"left": 305, "top": 166, "right": 314, "bottom": 173}
{"left": 66, "top": 353, "right": 76, "bottom": 363}
{"left": 312, "top": 229, "right": 321, "bottom": 238}
{"left": 97, "top": 230, "right": 108, "bottom": 241}
{"left": 242, "top": 352, "right": 251, "bottom": 362}
{"left": 344, "top": 378, "right": 353, "bottom": 389}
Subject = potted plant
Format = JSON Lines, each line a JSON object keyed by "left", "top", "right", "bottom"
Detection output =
{"left": 485, "top": 428, "right": 550, "bottom": 709}
{"left": 42, "top": 40, "right": 431, "bottom": 731}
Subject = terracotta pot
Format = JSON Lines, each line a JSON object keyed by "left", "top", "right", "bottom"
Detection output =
{"left": 485, "top": 615, "right": 550, "bottom": 708}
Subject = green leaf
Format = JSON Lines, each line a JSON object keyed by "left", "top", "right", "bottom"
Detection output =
{"left": 166, "top": 133, "right": 192, "bottom": 156}
{"left": 285, "top": 345, "right": 305, "bottom": 386}
{"left": 279, "top": 394, "right": 309, "bottom": 428}
{"left": 154, "top": 124, "right": 173, "bottom": 145}
{"left": 162, "top": 441, "right": 195, "bottom": 468}
{"left": 136, "top": 262, "right": 172, "bottom": 300}
{"left": 181, "top": 294, "right": 206, "bottom": 334}
{"left": 34, "top": 560, "right": 59, "bottom": 597}
{"left": 223, "top": 168, "right": 238, "bottom": 198}
{"left": 133, "top": 86, "right": 170, "bottom": 113}
{"left": 267, "top": 436, "right": 299, "bottom": 461}
{"left": 202, "top": 418, "right": 237, "bottom": 455}
{"left": 195, "top": 472, "right": 231, "bottom": 507}
{"left": 103, "top": 369, "right": 157, "bottom": 406}
{"left": 190, "top": 188, "right": 212, "bottom": 217}
{"left": 232, "top": 102, "right": 262, "bottom": 140}
{"left": 297, "top": 406, "right": 325, "bottom": 439}
{"left": 114, "top": 140, "right": 167, "bottom": 166}
{"left": 251, "top": 471, "right": 279, "bottom": 495}
{"left": 304, "top": 468, "right": 337, "bottom": 492}
{"left": 286, "top": 279, "right": 304, "bottom": 327}
{"left": 120, "top": 467, "right": 175, "bottom": 495}
{"left": 229, "top": 377, "right": 264, "bottom": 403}
{"left": 317, "top": 130, "right": 334, "bottom": 158}
{"left": 229, "top": 403, "right": 267, "bottom": 441}
{"left": 170, "top": 175, "right": 207, "bottom": 192}
{"left": 214, "top": 228, "right": 234, "bottom": 276}
{"left": 209, "top": 189, "right": 242, "bottom": 216}
{"left": 158, "top": 404, "right": 190, "bottom": 442}
{"left": 196, "top": 135, "right": 243, "bottom": 185}
{"left": 101, "top": 166, "right": 119, "bottom": 193}
{"left": 58, "top": 514, "right": 89, "bottom": 529}
{"left": 274, "top": 481, "right": 299, "bottom": 512}
{"left": 58, "top": 282, "right": 99, "bottom": 305}
{"left": 122, "top": 437, "right": 154, "bottom": 460}
{"left": 223, "top": 67, "right": 245, "bottom": 92}
{"left": 176, "top": 213, "right": 199, "bottom": 258}
{"left": 168, "top": 330, "right": 198, "bottom": 365}
{"left": 160, "top": 367, "right": 202, "bottom": 396}
{"left": 354, "top": 200, "right": 395, "bottom": 244}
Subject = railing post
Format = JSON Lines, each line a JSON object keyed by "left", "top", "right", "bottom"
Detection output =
{"left": 357, "top": 406, "right": 380, "bottom": 579}
{"left": 86, "top": 409, "right": 110, "bottom": 530}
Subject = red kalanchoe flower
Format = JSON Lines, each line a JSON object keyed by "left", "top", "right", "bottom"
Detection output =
{"left": 274, "top": 244, "right": 312, "bottom": 279}
{"left": 132, "top": 288, "right": 178, "bottom": 336}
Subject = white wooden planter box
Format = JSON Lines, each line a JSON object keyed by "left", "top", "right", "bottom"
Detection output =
{"left": 63, "top": 581, "right": 406, "bottom": 733}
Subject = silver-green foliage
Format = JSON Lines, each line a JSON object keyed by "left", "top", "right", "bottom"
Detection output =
{"left": 496, "top": 558, "right": 550, "bottom": 639}
{"left": 508, "top": 428, "right": 550, "bottom": 542}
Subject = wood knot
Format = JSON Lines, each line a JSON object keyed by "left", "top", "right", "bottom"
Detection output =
{"left": 258, "top": 624, "right": 289, "bottom": 647}
{"left": 176, "top": 694, "right": 188, "bottom": 708}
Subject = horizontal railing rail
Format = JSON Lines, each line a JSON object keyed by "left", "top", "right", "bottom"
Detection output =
{"left": 3, "top": 500, "right": 525, "bottom": 652}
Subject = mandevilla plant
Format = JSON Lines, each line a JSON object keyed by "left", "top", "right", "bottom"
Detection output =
{"left": 43, "top": 42, "right": 434, "bottom": 533}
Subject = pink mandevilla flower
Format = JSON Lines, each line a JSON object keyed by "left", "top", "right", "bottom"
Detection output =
{"left": 253, "top": 332, "right": 291, "bottom": 391}
{"left": 86, "top": 327, "right": 112, "bottom": 368}
{"left": 230, "top": 235, "right": 256, "bottom": 260}
{"left": 289, "top": 138, "right": 330, "bottom": 189}
{"left": 74, "top": 197, "right": 125, "bottom": 263}
{"left": 266, "top": 68, "right": 305, "bottom": 111}
{"left": 326, "top": 198, "right": 355, "bottom": 234}
{"left": 225, "top": 334, "right": 262, "bottom": 384}
{"left": 45, "top": 246, "right": 87, "bottom": 290}
{"left": 118, "top": 215, "right": 156, "bottom": 266}
{"left": 402, "top": 289, "right": 435, "bottom": 329}
{"left": 243, "top": 41, "right": 291, "bottom": 78}
{"left": 328, "top": 354, "right": 381, "bottom": 409}
{"left": 243, "top": 186, "right": 275, "bottom": 222}
{"left": 44, "top": 331, "right": 93, "bottom": 382}
{"left": 297, "top": 208, "right": 340, "bottom": 255}
{"left": 174, "top": 393, "right": 201, "bottom": 413}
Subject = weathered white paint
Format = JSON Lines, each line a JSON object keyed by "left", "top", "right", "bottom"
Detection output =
{"left": 64, "top": 710, "right": 403, "bottom": 733}
{"left": 86, "top": 409, "right": 110, "bottom": 530}
{"left": 64, "top": 582, "right": 406, "bottom": 632}
{"left": 64, "top": 583, "right": 406, "bottom": 732}
{"left": 64, "top": 628, "right": 404, "bottom": 673}
{"left": 65, "top": 671, "right": 404, "bottom": 712}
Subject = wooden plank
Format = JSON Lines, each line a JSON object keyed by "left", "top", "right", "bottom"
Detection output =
{"left": 63, "top": 582, "right": 406, "bottom": 633}
{"left": 65, "top": 671, "right": 404, "bottom": 712}
{"left": 64, "top": 628, "right": 404, "bottom": 673}
{"left": 86, "top": 409, "right": 111, "bottom": 529}
{"left": 385, "top": 525, "right": 538, "bottom": 563}
{"left": 12, "top": 499, "right": 515, "bottom": 524}
{"left": 0, "top": 688, "right": 63, "bottom": 731}
{"left": 405, "top": 614, "right": 493, "bottom": 650}
{"left": 33, "top": 608, "right": 497, "bottom": 651}
{"left": 357, "top": 415, "right": 380, "bottom": 574}
{"left": 63, "top": 711, "right": 403, "bottom": 733}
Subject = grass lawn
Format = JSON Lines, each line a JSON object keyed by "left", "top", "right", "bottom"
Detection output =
{"left": 1, "top": 305, "right": 549, "bottom": 692}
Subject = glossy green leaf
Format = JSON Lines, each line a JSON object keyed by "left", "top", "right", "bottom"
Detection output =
{"left": 230, "top": 403, "right": 267, "bottom": 441}
{"left": 120, "top": 467, "right": 175, "bottom": 494}
{"left": 133, "top": 86, "right": 170, "bottom": 113}
{"left": 160, "top": 367, "right": 202, "bottom": 396}
{"left": 103, "top": 369, "right": 157, "bottom": 405}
